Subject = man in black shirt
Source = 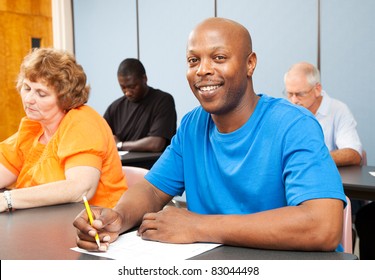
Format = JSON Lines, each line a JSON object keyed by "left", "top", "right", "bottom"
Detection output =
{"left": 104, "top": 58, "right": 177, "bottom": 152}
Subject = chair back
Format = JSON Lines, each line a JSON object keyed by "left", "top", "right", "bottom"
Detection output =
{"left": 361, "top": 149, "right": 367, "bottom": 166}
{"left": 121, "top": 166, "right": 182, "bottom": 208}
{"left": 122, "top": 166, "right": 149, "bottom": 188}
{"left": 342, "top": 196, "right": 353, "bottom": 253}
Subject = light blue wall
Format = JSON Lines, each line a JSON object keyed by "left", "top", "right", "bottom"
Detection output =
{"left": 320, "top": 0, "right": 375, "bottom": 166}
{"left": 73, "top": 0, "right": 138, "bottom": 115}
{"left": 73, "top": 0, "right": 375, "bottom": 166}
{"left": 217, "top": 0, "right": 318, "bottom": 98}
{"left": 137, "top": 0, "right": 213, "bottom": 125}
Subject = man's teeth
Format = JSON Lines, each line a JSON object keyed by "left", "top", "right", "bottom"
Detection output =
{"left": 200, "top": 85, "right": 220, "bottom": 91}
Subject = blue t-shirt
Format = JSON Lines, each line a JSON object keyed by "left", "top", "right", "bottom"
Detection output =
{"left": 146, "top": 94, "right": 346, "bottom": 214}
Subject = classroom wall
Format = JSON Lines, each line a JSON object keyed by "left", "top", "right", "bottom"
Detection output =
{"left": 320, "top": 0, "right": 375, "bottom": 165}
{"left": 73, "top": 0, "right": 375, "bottom": 166}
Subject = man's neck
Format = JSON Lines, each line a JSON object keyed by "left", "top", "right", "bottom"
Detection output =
{"left": 213, "top": 93, "right": 260, "bottom": 133}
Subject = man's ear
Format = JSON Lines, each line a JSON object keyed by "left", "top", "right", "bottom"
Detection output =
{"left": 315, "top": 83, "right": 323, "bottom": 96}
{"left": 247, "top": 52, "right": 257, "bottom": 76}
{"left": 142, "top": 74, "right": 148, "bottom": 84}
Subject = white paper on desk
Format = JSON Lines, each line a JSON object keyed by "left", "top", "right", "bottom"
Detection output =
{"left": 369, "top": 171, "right": 375, "bottom": 177}
{"left": 71, "top": 230, "right": 221, "bottom": 260}
{"left": 118, "top": 151, "right": 129, "bottom": 156}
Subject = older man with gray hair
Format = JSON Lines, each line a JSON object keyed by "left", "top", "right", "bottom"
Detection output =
{"left": 284, "top": 62, "right": 362, "bottom": 166}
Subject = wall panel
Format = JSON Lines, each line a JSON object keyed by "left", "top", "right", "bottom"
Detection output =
{"left": 217, "top": 0, "right": 318, "bottom": 98}
{"left": 138, "top": 0, "right": 214, "bottom": 124}
{"left": 73, "top": 0, "right": 137, "bottom": 115}
{"left": 321, "top": 0, "right": 375, "bottom": 165}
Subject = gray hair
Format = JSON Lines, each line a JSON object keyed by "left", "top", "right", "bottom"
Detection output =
{"left": 284, "top": 62, "right": 321, "bottom": 86}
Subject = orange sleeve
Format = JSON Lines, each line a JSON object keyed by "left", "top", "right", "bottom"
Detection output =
{"left": 0, "top": 117, "right": 40, "bottom": 175}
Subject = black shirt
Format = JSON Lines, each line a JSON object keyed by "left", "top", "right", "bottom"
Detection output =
{"left": 103, "top": 87, "right": 177, "bottom": 149}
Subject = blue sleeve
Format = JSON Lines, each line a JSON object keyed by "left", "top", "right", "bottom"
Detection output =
{"left": 282, "top": 115, "right": 346, "bottom": 207}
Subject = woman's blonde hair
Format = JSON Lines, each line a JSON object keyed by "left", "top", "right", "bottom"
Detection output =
{"left": 16, "top": 48, "right": 90, "bottom": 111}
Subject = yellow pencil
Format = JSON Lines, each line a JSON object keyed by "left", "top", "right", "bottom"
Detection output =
{"left": 83, "top": 196, "right": 101, "bottom": 248}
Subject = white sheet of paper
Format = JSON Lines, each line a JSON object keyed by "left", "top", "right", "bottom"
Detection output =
{"left": 369, "top": 171, "right": 375, "bottom": 177}
{"left": 71, "top": 230, "right": 221, "bottom": 260}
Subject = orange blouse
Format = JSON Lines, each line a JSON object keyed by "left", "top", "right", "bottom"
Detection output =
{"left": 0, "top": 105, "right": 127, "bottom": 208}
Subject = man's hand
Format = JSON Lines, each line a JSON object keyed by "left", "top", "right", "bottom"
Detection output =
{"left": 138, "top": 206, "right": 201, "bottom": 243}
{"left": 73, "top": 207, "right": 123, "bottom": 251}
